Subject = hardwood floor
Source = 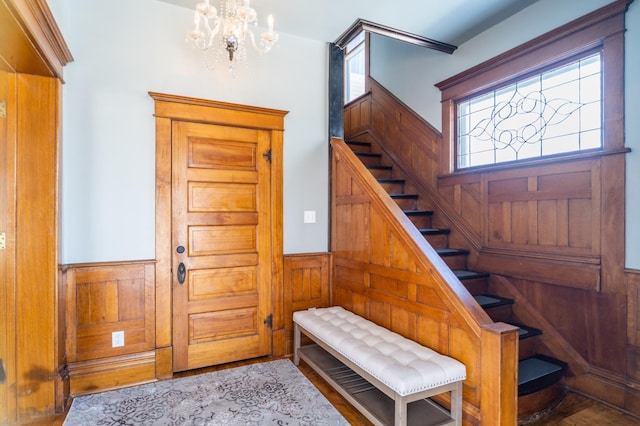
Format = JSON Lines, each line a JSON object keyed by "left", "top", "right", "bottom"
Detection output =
{"left": 23, "top": 356, "right": 640, "bottom": 425}
{"left": 297, "top": 359, "right": 640, "bottom": 426}
{"left": 526, "top": 391, "right": 640, "bottom": 426}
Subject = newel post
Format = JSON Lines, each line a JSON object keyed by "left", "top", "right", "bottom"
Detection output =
{"left": 480, "top": 322, "right": 519, "bottom": 425}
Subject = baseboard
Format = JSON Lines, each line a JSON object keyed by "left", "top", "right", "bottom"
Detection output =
{"left": 67, "top": 351, "right": 156, "bottom": 396}
{"left": 567, "top": 366, "right": 640, "bottom": 417}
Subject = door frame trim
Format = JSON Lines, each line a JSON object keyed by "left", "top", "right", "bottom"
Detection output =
{"left": 150, "top": 92, "right": 288, "bottom": 374}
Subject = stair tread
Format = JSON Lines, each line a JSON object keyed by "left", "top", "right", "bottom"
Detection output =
{"left": 453, "top": 269, "right": 489, "bottom": 280}
{"left": 355, "top": 152, "right": 382, "bottom": 158}
{"left": 473, "top": 293, "right": 514, "bottom": 308}
{"left": 346, "top": 141, "right": 371, "bottom": 147}
{"left": 377, "top": 178, "right": 405, "bottom": 183}
{"left": 436, "top": 248, "right": 470, "bottom": 256}
{"left": 419, "top": 228, "right": 451, "bottom": 235}
{"left": 518, "top": 354, "right": 567, "bottom": 396}
{"left": 389, "top": 193, "right": 419, "bottom": 199}
{"left": 366, "top": 165, "right": 392, "bottom": 170}
{"left": 403, "top": 209, "right": 434, "bottom": 216}
{"left": 509, "top": 322, "right": 543, "bottom": 340}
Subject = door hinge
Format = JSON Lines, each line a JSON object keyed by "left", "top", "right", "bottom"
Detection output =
{"left": 263, "top": 149, "right": 272, "bottom": 162}
{"left": 0, "top": 100, "right": 6, "bottom": 118}
{"left": 0, "top": 358, "right": 5, "bottom": 384}
{"left": 264, "top": 313, "right": 273, "bottom": 329}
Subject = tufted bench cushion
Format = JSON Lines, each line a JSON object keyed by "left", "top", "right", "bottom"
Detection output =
{"left": 293, "top": 306, "right": 466, "bottom": 397}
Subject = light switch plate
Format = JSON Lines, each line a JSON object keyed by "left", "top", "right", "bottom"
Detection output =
{"left": 303, "top": 211, "right": 316, "bottom": 223}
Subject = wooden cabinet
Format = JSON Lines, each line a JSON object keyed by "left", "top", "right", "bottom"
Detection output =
{"left": 0, "top": 1, "right": 72, "bottom": 423}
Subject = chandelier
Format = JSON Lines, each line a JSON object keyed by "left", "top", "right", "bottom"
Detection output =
{"left": 186, "top": 0, "right": 279, "bottom": 72}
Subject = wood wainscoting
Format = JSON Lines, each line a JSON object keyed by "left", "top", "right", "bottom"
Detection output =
{"left": 330, "top": 137, "right": 519, "bottom": 425}
{"left": 61, "top": 254, "right": 332, "bottom": 396}
{"left": 283, "top": 253, "right": 332, "bottom": 355}
{"left": 343, "top": 12, "right": 636, "bottom": 410}
{"left": 63, "top": 261, "right": 158, "bottom": 395}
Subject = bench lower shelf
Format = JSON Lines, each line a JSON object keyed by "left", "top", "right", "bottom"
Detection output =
{"left": 298, "top": 344, "right": 455, "bottom": 426}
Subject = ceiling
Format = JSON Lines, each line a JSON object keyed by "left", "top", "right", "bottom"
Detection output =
{"left": 158, "top": 0, "right": 540, "bottom": 47}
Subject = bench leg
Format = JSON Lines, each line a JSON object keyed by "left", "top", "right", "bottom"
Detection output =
{"left": 394, "top": 395, "right": 407, "bottom": 426}
{"left": 293, "top": 323, "right": 301, "bottom": 365}
{"left": 451, "top": 381, "right": 463, "bottom": 426}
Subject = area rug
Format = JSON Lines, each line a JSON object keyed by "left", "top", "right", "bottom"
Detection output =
{"left": 63, "top": 359, "right": 348, "bottom": 425}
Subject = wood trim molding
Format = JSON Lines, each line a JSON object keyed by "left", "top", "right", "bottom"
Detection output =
{"left": 67, "top": 351, "right": 157, "bottom": 396}
{"left": 149, "top": 92, "right": 287, "bottom": 130}
{"left": 334, "top": 18, "right": 457, "bottom": 54}
{"left": 1, "top": 0, "right": 73, "bottom": 79}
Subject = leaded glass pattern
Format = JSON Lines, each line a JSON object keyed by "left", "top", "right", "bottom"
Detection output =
{"left": 456, "top": 52, "right": 602, "bottom": 169}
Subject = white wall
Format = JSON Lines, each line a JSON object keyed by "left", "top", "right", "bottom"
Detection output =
{"left": 53, "top": 0, "right": 329, "bottom": 263}
{"left": 49, "top": 0, "right": 640, "bottom": 268}
{"left": 371, "top": 0, "right": 640, "bottom": 269}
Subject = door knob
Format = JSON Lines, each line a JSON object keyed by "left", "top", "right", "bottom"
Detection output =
{"left": 177, "top": 262, "right": 186, "bottom": 285}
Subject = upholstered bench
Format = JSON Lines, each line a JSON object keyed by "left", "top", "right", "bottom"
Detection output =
{"left": 293, "top": 306, "right": 466, "bottom": 426}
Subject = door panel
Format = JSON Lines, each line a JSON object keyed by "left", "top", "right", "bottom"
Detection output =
{"left": 172, "top": 121, "right": 272, "bottom": 371}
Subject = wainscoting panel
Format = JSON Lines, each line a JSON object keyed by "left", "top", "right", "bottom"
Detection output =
{"left": 63, "top": 261, "right": 156, "bottom": 395}
{"left": 283, "top": 253, "right": 331, "bottom": 355}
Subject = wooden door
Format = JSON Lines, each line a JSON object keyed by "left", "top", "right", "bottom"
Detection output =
{"left": 172, "top": 121, "right": 273, "bottom": 371}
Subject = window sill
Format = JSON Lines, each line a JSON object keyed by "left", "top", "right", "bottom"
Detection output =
{"left": 439, "top": 147, "right": 630, "bottom": 181}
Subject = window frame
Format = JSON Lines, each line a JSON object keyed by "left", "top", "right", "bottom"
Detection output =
{"left": 344, "top": 31, "right": 367, "bottom": 104}
{"left": 436, "top": 0, "right": 628, "bottom": 176}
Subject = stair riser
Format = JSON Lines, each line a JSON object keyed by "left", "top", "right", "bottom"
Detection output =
{"left": 423, "top": 234, "right": 449, "bottom": 248}
{"left": 459, "top": 277, "right": 489, "bottom": 295}
{"left": 392, "top": 197, "right": 418, "bottom": 210}
{"left": 407, "top": 216, "right": 433, "bottom": 229}
{"left": 483, "top": 304, "right": 513, "bottom": 323}
{"left": 357, "top": 155, "right": 382, "bottom": 166}
{"left": 519, "top": 336, "right": 541, "bottom": 360}
{"left": 441, "top": 255, "right": 467, "bottom": 270}
{"left": 367, "top": 168, "right": 392, "bottom": 179}
{"left": 346, "top": 142, "right": 371, "bottom": 153}
{"left": 518, "top": 382, "right": 566, "bottom": 419}
{"left": 379, "top": 182, "right": 404, "bottom": 193}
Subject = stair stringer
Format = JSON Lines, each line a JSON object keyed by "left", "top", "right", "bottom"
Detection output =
{"left": 346, "top": 127, "right": 483, "bottom": 259}
{"left": 489, "top": 274, "right": 589, "bottom": 377}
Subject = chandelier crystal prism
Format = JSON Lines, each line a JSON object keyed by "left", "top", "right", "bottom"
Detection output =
{"left": 186, "top": 0, "right": 278, "bottom": 72}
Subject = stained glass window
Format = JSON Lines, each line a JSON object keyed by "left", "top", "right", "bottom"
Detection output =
{"left": 456, "top": 52, "right": 602, "bottom": 169}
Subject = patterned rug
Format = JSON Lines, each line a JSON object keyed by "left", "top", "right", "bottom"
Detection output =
{"left": 63, "top": 359, "right": 348, "bottom": 425}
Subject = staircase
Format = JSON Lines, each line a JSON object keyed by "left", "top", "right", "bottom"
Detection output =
{"left": 345, "top": 139, "right": 568, "bottom": 423}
